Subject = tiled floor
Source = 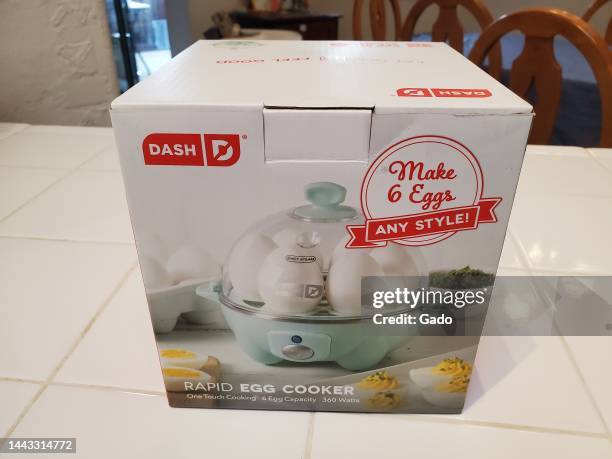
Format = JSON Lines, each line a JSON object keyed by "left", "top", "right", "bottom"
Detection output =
{"left": 0, "top": 124, "right": 611, "bottom": 458}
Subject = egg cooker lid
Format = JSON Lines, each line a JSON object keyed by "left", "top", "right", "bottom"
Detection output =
{"left": 290, "top": 182, "right": 358, "bottom": 223}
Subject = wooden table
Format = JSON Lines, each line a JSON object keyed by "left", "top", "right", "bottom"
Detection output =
{"left": 230, "top": 10, "right": 342, "bottom": 40}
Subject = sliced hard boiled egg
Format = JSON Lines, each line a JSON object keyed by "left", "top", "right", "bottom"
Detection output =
{"left": 162, "top": 366, "right": 211, "bottom": 392}
{"left": 159, "top": 348, "right": 209, "bottom": 370}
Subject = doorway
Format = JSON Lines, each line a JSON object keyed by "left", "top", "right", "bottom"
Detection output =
{"left": 105, "top": 0, "right": 172, "bottom": 91}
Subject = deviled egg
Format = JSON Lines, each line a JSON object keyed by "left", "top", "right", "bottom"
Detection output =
{"left": 367, "top": 391, "right": 402, "bottom": 410}
{"left": 422, "top": 374, "right": 470, "bottom": 409}
{"left": 357, "top": 370, "right": 400, "bottom": 390}
{"left": 409, "top": 357, "right": 472, "bottom": 389}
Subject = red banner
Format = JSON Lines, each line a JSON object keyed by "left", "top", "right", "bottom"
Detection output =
{"left": 347, "top": 198, "right": 501, "bottom": 248}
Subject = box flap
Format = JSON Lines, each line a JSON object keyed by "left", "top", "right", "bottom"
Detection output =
{"left": 112, "top": 40, "right": 532, "bottom": 115}
{"left": 263, "top": 108, "right": 372, "bottom": 162}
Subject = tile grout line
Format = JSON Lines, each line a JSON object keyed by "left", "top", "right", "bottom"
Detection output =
{"left": 0, "top": 263, "right": 138, "bottom": 444}
{"left": 508, "top": 226, "right": 612, "bottom": 439}
{"left": 0, "top": 164, "right": 78, "bottom": 172}
{"left": 0, "top": 377, "right": 45, "bottom": 385}
{"left": 585, "top": 148, "right": 612, "bottom": 178}
{"left": 558, "top": 335, "right": 612, "bottom": 441}
{"left": 511, "top": 211, "right": 612, "bottom": 441}
{"left": 0, "top": 137, "right": 118, "bottom": 226}
{"left": 47, "top": 381, "right": 165, "bottom": 397}
{"left": 393, "top": 414, "right": 610, "bottom": 439}
{"left": 0, "top": 168, "right": 79, "bottom": 226}
{"left": 302, "top": 412, "right": 316, "bottom": 459}
{"left": 506, "top": 230, "right": 612, "bottom": 275}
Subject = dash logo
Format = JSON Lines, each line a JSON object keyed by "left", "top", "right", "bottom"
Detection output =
{"left": 203, "top": 134, "right": 241, "bottom": 167}
{"left": 397, "top": 87, "right": 492, "bottom": 98}
{"left": 396, "top": 88, "right": 432, "bottom": 97}
{"left": 142, "top": 133, "right": 241, "bottom": 167}
{"left": 432, "top": 88, "right": 492, "bottom": 98}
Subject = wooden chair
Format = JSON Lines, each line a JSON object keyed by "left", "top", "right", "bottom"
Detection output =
{"left": 583, "top": 0, "right": 612, "bottom": 45}
{"left": 400, "top": 0, "right": 502, "bottom": 78}
{"left": 469, "top": 8, "right": 612, "bottom": 147}
{"left": 353, "top": 0, "right": 402, "bottom": 40}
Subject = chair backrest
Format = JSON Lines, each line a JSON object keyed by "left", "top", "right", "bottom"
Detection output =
{"left": 400, "top": 0, "right": 501, "bottom": 78}
{"left": 353, "top": 0, "right": 402, "bottom": 40}
{"left": 583, "top": 0, "right": 612, "bottom": 45}
{"left": 468, "top": 8, "right": 612, "bottom": 147}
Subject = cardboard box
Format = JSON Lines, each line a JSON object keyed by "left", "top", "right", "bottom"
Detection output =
{"left": 111, "top": 40, "right": 532, "bottom": 413}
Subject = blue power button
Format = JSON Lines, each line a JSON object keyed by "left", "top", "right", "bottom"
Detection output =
{"left": 291, "top": 335, "right": 302, "bottom": 344}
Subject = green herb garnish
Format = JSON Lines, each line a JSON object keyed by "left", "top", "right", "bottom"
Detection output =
{"left": 429, "top": 266, "right": 494, "bottom": 289}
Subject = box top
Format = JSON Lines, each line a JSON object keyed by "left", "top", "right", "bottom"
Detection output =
{"left": 111, "top": 40, "right": 532, "bottom": 115}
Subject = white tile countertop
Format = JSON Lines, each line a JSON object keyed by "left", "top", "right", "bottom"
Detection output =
{"left": 0, "top": 123, "right": 611, "bottom": 458}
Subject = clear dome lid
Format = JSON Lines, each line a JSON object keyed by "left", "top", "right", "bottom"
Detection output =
{"left": 221, "top": 182, "right": 427, "bottom": 321}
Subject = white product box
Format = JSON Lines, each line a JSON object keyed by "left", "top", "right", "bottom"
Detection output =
{"left": 111, "top": 40, "right": 532, "bottom": 413}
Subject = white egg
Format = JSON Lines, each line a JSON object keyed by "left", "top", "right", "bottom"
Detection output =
{"left": 135, "top": 231, "right": 169, "bottom": 263}
{"left": 228, "top": 233, "right": 277, "bottom": 301}
{"left": 159, "top": 348, "right": 209, "bottom": 370}
{"left": 422, "top": 387, "right": 466, "bottom": 409}
{"left": 409, "top": 366, "right": 449, "bottom": 389}
{"left": 258, "top": 247, "right": 324, "bottom": 314}
{"left": 140, "top": 255, "right": 172, "bottom": 289}
{"left": 370, "top": 244, "right": 420, "bottom": 276}
{"left": 371, "top": 244, "right": 426, "bottom": 291}
{"left": 162, "top": 366, "right": 211, "bottom": 392}
{"left": 326, "top": 251, "right": 384, "bottom": 315}
{"left": 166, "top": 245, "right": 220, "bottom": 284}
{"left": 330, "top": 235, "right": 373, "bottom": 266}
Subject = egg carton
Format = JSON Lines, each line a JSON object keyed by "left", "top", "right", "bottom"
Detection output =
{"left": 147, "top": 277, "right": 226, "bottom": 333}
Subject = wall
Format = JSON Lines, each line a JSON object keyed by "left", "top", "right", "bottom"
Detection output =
{"left": 0, "top": 0, "right": 119, "bottom": 127}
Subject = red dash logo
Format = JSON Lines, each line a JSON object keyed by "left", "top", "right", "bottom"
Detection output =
{"left": 203, "top": 134, "right": 241, "bottom": 167}
{"left": 142, "top": 133, "right": 241, "bottom": 167}
{"left": 397, "top": 87, "right": 492, "bottom": 98}
{"left": 396, "top": 88, "right": 432, "bottom": 97}
{"left": 431, "top": 88, "right": 492, "bottom": 98}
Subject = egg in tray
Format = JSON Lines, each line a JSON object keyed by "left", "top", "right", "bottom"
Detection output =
{"left": 137, "top": 233, "right": 224, "bottom": 333}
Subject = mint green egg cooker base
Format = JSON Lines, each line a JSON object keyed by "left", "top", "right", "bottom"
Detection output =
{"left": 220, "top": 301, "right": 412, "bottom": 371}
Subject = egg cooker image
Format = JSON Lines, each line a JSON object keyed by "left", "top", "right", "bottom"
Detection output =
{"left": 185, "top": 182, "right": 428, "bottom": 371}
